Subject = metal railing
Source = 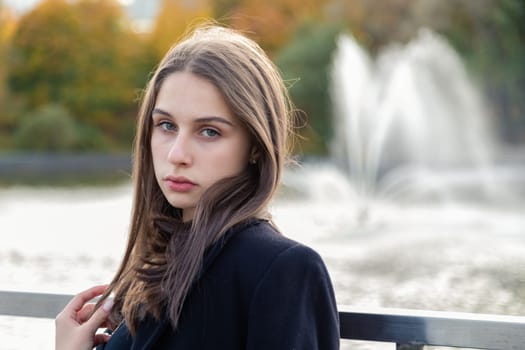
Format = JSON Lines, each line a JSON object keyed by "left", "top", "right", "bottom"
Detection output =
{"left": 338, "top": 305, "right": 525, "bottom": 349}
{"left": 2, "top": 290, "right": 525, "bottom": 349}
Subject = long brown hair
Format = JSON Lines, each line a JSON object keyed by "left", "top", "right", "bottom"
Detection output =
{"left": 99, "top": 24, "right": 294, "bottom": 334}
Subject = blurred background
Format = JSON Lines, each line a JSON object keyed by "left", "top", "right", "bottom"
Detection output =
{"left": 0, "top": 0, "right": 524, "bottom": 349}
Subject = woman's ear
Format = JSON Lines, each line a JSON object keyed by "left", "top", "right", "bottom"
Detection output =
{"left": 249, "top": 147, "right": 260, "bottom": 165}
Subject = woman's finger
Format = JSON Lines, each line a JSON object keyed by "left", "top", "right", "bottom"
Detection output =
{"left": 83, "top": 296, "right": 114, "bottom": 335}
{"left": 62, "top": 285, "right": 108, "bottom": 314}
{"left": 56, "top": 285, "right": 108, "bottom": 327}
{"left": 76, "top": 303, "right": 97, "bottom": 324}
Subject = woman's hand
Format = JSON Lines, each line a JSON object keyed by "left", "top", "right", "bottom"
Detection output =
{"left": 55, "top": 285, "right": 114, "bottom": 350}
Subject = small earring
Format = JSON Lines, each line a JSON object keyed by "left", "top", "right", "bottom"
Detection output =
{"left": 249, "top": 158, "right": 257, "bottom": 164}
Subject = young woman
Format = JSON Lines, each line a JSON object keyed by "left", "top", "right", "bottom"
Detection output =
{"left": 55, "top": 25, "right": 340, "bottom": 350}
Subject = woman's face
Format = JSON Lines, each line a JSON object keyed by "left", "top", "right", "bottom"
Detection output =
{"left": 151, "top": 71, "right": 252, "bottom": 221}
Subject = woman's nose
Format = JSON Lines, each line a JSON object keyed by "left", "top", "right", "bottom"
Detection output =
{"left": 167, "top": 134, "right": 192, "bottom": 166}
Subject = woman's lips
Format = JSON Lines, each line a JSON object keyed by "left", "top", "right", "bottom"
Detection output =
{"left": 164, "top": 176, "right": 196, "bottom": 192}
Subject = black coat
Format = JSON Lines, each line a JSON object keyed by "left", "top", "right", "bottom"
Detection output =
{"left": 98, "top": 219, "right": 340, "bottom": 350}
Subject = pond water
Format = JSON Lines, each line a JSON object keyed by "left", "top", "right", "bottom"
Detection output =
{"left": 1, "top": 162, "right": 524, "bottom": 349}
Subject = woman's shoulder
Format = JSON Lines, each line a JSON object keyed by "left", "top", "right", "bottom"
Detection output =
{"left": 232, "top": 219, "right": 304, "bottom": 252}
{"left": 222, "top": 219, "right": 325, "bottom": 273}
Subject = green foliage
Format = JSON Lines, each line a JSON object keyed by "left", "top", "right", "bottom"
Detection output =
{"left": 0, "top": 1, "right": 25, "bottom": 137}
{"left": 3, "top": 0, "right": 523, "bottom": 154}
{"left": 212, "top": 0, "right": 241, "bottom": 19}
{"left": 14, "top": 104, "right": 79, "bottom": 151}
{"left": 0, "top": 4, "right": 6, "bottom": 101}
{"left": 276, "top": 21, "right": 342, "bottom": 155}
{"left": 484, "top": 0, "right": 525, "bottom": 143}
{"left": 438, "top": 0, "right": 525, "bottom": 143}
{"left": 0, "top": 2, "right": 14, "bottom": 131}
{"left": 13, "top": 104, "right": 110, "bottom": 152}
{"left": 8, "top": 0, "right": 153, "bottom": 149}
{"left": 73, "top": 123, "right": 112, "bottom": 152}
{"left": 8, "top": 1, "right": 78, "bottom": 105}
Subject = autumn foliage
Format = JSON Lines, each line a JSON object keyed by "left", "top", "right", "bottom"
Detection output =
{"left": 7, "top": 0, "right": 153, "bottom": 149}
{"left": 150, "top": 0, "right": 212, "bottom": 59}
{"left": 0, "top": 0, "right": 523, "bottom": 153}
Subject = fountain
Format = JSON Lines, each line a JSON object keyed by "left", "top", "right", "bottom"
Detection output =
{"left": 330, "top": 29, "right": 508, "bottom": 205}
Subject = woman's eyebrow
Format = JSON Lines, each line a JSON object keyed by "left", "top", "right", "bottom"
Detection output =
{"left": 152, "top": 108, "right": 172, "bottom": 117}
{"left": 152, "top": 108, "right": 234, "bottom": 126}
{"left": 195, "top": 116, "right": 234, "bottom": 126}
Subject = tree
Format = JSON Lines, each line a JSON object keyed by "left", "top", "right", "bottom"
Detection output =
{"left": 0, "top": 3, "right": 12, "bottom": 105}
{"left": 8, "top": 0, "right": 152, "bottom": 149}
{"left": 66, "top": 0, "right": 154, "bottom": 141}
{"left": 416, "top": 0, "right": 525, "bottom": 143}
{"left": 0, "top": 4, "right": 8, "bottom": 119}
{"left": 465, "top": 0, "right": 525, "bottom": 143}
{"left": 219, "top": 0, "right": 330, "bottom": 54}
{"left": 276, "top": 21, "right": 342, "bottom": 155}
{"left": 0, "top": 1, "right": 19, "bottom": 147}
{"left": 149, "top": 0, "right": 212, "bottom": 60}
{"left": 9, "top": 0, "right": 80, "bottom": 108}
{"left": 14, "top": 104, "right": 80, "bottom": 151}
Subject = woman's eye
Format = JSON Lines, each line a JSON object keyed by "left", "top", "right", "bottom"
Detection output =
{"left": 201, "top": 128, "right": 220, "bottom": 138}
{"left": 158, "top": 121, "right": 176, "bottom": 131}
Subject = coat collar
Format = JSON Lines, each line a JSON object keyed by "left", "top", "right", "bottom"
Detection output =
{"left": 201, "top": 218, "right": 261, "bottom": 275}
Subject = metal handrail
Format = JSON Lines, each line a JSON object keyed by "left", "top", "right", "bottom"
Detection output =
{"left": 0, "top": 290, "right": 70, "bottom": 319}
{"left": 338, "top": 305, "right": 525, "bottom": 350}
{"left": 2, "top": 290, "right": 525, "bottom": 349}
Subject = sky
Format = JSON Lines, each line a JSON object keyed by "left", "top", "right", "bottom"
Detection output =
{"left": 3, "top": 0, "right": 141, "bottom": 15}
{"left": 2, "top": 0, "right": 159, "bottom": 31}
{"left": 3, "top": 0, "right": 40, "bottom": 14}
